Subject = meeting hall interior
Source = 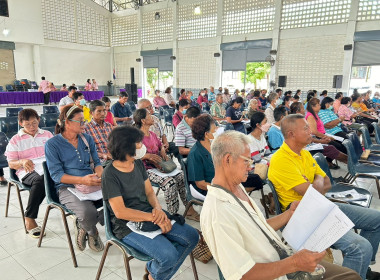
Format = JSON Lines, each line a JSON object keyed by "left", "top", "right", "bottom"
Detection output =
{"left": 2, "top": 0, "right": 380, "bottom": 279}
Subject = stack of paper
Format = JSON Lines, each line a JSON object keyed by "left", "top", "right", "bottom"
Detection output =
{"left": 283, "top": 187, "right": 354, "bottom": 252}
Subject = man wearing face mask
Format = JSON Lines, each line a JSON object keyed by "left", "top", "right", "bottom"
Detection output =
{"left": 73, "top": 92, "right": 91, "bottom": 122}
{"left": 248, "top": 112, "right": 272, "bottom": 165}
{"left": 175, "top": 107, "right": 201, "bottom": 156}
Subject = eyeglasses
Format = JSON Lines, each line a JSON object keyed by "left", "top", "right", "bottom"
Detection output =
{"left": 23, "top": 121, "right": 39, "bottom": 128}
{"left": 239, "top": 155, "right": 254, "bottom": 166}
{"left": 69, "top": 119, "right": 86, "bottom": 126}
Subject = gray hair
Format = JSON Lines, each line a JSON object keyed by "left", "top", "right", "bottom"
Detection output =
{"left": 216, "top": 93, "right": 223, "bottom": 99}
{"left": 137, "top": 98, "right": 150, "bottom": 108}
{"left": 89, "top": 100, "right": 105, "bottom": 112}
{"left": 249, "top": 99, "right": 258, "bottom": 106}
{"left": 211, "top": 131, "right": 252, "bottom": 167}
{"left": 267, "top": 92, "right": 278, "bottom": 104}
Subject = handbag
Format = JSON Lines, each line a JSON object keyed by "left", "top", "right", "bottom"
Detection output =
{"left": 74, "top": 134, "right": 101, "bottom": 194}
{"left": 157, "top": 158, "right": 177, "bottom": 173}
{"left": 192, "top": 229, "right": 213, "bottom": 264}
{"left": 254, "top": 163, "right": 268, "bottom": 180}
{"left": 211, "top": 184, "right": 325, "bottom": 280}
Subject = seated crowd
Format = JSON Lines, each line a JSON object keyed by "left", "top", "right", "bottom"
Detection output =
{"left": 4, "top": 86, "right": 380, "bottom": 280}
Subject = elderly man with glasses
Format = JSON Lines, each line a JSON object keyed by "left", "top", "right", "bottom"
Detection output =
{"left": 200, "top": 130, "right": 360, "bottom": 280}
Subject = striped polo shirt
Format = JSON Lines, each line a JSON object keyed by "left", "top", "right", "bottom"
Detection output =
{"left": 174, "top": 118, "right": 196, "bottom": 149}
{"left": 5, "top": 128, "right": 53, "bottom": 179}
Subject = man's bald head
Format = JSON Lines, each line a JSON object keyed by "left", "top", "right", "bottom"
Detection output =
{"left": 281, "top": 114, "right": 305, "bottom": 139}
{"left": 137, "top": 98, "right": 150, "bottom": 109}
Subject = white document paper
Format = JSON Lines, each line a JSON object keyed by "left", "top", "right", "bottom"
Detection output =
{"left": 242, "top": 120, "right": 250, "bottom": 124}
{"left": 68, "top": 188, "right": 103, "bottom": 201}
{"left": 215, "top": 126, "right": 225, "bottom": 137}
{"left": 29, "top": 157, "right": 45, "bottom": 176}
{"left": 325, "top": 189, "right": 368, "bottom": 202}
{"left": 148, "top": 168, "right": 181, "bottom": 178}
{"left": 127, "top": 220, "right": 176, "bottom": 239}
{"left": 305, "top": 143, "right": 324, "bottom": 151}
{"left": 282, "top": 187, "right": 354, "bottom": 252}
{"left": 326, "top": 133, "right": 344, "bottom": 142}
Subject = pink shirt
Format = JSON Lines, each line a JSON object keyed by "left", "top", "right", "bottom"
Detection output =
{"left": 39, "top": 80, "right": 50, "bottom": 94}
{"left": 105, "top": 111, "right": 115, "bottom": 126}
{"left": 60, "top": 87, "right": 68, "bottom": 91}
{"left": 153, "top": 96, "right": 167, "bottom": 108}
{"left": 92, "top": 82, "right": 98, "bottom": 90}
{"left": 85, "top": 82, "right": 92, "bottom": 91}
{"left": 333, "top": 99, "right": 341, "bottom": 114}
{"left": 197, "top": 95, "right": 208, "bottom": 105}
{"left": 142, "top": 131, "right": 162, "bottom": 170}
{"left": 173, "top": 111, "right": 183, "bottom": 128}
{"left": 306, "top": 111, "right": 326, "bottom": 134}
{"left": 337, "top": 104, "right": 354, "bottom": 125}
{"left": 5, "top": 129, "right": 53, "bottom": 179}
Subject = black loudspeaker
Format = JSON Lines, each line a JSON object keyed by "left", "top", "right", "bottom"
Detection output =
{"left": 333, "top": 75, "right": 343, "bottom": 89}
{"left": 125, "top": 83, "right": 138, "bottom": 103}
{"left": 130, "top": 67, "right": 135, "bottom": 84}
{"left": 278, "top": 76, "right": 287, "bottom": 87}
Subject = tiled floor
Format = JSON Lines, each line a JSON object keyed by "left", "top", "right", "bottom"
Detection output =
{"left": 1, "top": 102, "right": 380, "bottom": 279}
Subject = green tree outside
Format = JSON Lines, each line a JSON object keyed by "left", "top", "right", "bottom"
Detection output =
{"left": 240, "top": 62, "right": 271, "bottom": 89}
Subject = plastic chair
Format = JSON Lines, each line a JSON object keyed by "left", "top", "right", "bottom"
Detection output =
{"left": 6, "top": 84, "right": 14, "bottom": 91}
{"left": 372, "top": 123, "right": 380, "bottom": 144}
{"left": 43, "top": 105, "right": 59, "bottom": 114}
{"left": 359, "top": 126, "right": 380, "bottom": 152}
{"left": 224, "top": 123, "right": 234, "bottom": 131}
{"left": 37, "top": 162, "right": 78, "bottom": 267}
{"left": 218, "top": 266, "right": 225, "bottom": 280}
{"left": 180, "top": 158, "right": 204, "bottom": 217}
{"left": 40, "top": 113, "right": 59, "bottom": 127}
{"left": 127, "top": 101, "right": 136, "bottom": 113}
{"left": 313, "top": 152, "right": 372, "bottom": 208}
{"left": 266, "top": 180, "right": 283, "bottom": 215}
{"left": 0, "top": 132, "right": 8, "bottom": 169}
{"left": 6, "top": 107, "right": 23, "bottom": 117}
{"left": 41, "top": 127, "right": 55, "bottom": 135}
{"left": 342, "top": 139, "right": 380, "bottom": 198}
{"left": 14, "top": 80, "right": 24, "bottom": 91}
{"left": 0, "top": 116, "right": 19, "bottom": 139}
{"left": 4, "top": 168, "right": 31, "bottom": 234}
{"left": 163, "top": 110, "right": 175, "bottom": 138}
{"left": 348, "top": 132, "right": 380, "bottom": 166}
{"left": 0, "top": 86, "right": 4, "bottom": 91}
{"left": 95, "top": 201, "right": 199, "bottom": 280}
{"left": 158, "top": 105, "right": 169, "bottom": 121}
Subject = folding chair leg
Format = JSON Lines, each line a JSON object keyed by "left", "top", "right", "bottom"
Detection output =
{"left": 155, "top": 188, "right": 160, "bottom": 196}
{"left": 38, "top": 205, "right": 51, "bottom": 247}
{"left": 375, "top": 178, "right": 380, "bottom": 199}
{"left": 95, "top": 242, "right": 112, "bottom": 280}
{"left": 260, "top": 188, "right": 270, "bottom": 219}
{"left": 60, "top": 209, "right": 78, "bottom": 268}
{"left": 122, "top": 249, "right": 133, "bottom": 280}
{"left": 16, "top": 187, "right": 27, "bottom": 234}
{"left": 4, "top": 182, "right": 11, "bottom": 217}
{"left": 189, "top": 252, "right": 199, "bottom": 280}
{"left": 183, "top": 202, "right": 193, "bottom": 218}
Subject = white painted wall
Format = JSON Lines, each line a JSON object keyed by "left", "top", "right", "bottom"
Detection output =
{"left": 39, "top": 44, "right": 111, "bottom": 86}
{"left": 2, "top": 0, "right": 44, "bottom": 45}
{"left": 13, "top": 43, "right": 35, "bottom": 81}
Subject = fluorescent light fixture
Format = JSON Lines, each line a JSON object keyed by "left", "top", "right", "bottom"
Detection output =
{"left": 2, "top": 28, "right": 9, "bottom": 36}
{"left": 194, "top": 6, "right": 201, "bottom": 15}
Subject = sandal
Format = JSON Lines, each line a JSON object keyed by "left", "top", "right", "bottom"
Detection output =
{"left": 186, "top": 212, "right": 200, "bottom": 222}
{"left": 28, "top": 226, "right": 45, "bottom": 239}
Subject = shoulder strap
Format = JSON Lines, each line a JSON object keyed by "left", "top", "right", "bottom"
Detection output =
{"left": 211, "top": 184, "right": 284, "bottom": 252}
{"left": 79, "top": 133, "right": 94, "bottom": 164}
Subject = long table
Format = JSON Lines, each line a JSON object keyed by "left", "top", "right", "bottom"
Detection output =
{"left": 0, "top": 91, "right": 104, "bottom": 105}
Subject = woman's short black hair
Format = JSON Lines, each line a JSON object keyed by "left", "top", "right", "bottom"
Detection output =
{"left": 101, "top": 96, "right": 111, "bottom": 103}
{"left": 108, "top": 126, "right": 144, "bottom": 162}
{"left": 293, "top": 95, "right": 300, "bottom": 100}
{"left": 250, "top": 111, "right": 266, "bottom": 129}
{"left": 290, "top": 102, "right": 302, "bottom": 114}
{"left": 320, "top": 96, "right": 334, "bottom": 109}
{"left": 341, "top": 97, "right": 351, "bottom": 105}
{"left": 73, "top": 91, "right": 84, "bottom": 101}
{"left": 232, "top": 96, "right": 244, "bottom": 105}
{"left": 178, "top": 99, "right": 189, "bottom": 108}
{"left": 351, "top": 93, "right": 360, "bottom": 102}
{"left": 133, "top": 108, "right": 148, "bottom": 129}
{"left": 18, "top": 109, "right": 39, "bottom": 122}
{"left": 335, "top": 92, "right": 343, "bottom": 99}
{"left": 191, "top": 114, "right": 215, "bottom": 141}
{"left": 282, "top": 96, "right": 291, "bottom": 105}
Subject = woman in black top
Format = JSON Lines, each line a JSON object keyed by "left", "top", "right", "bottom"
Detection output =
{"left": 102, "top": 126, "right": 199, "bottom": 280}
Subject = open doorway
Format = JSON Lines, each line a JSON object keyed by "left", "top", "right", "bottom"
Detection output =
{"left": 144, "top": 68, "right": 173, "bottom": 98}
{"left": 349, "top": 66, "right": 380, "bottom": 96}
{"left": 221, "top": 62, "right": 271, "bottom": 92}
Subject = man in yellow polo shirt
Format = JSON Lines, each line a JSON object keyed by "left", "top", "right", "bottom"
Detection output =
{"left": 268, "top": 114, "right": 380, "bottom": 280}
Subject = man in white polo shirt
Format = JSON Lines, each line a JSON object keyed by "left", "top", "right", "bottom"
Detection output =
{"left": 59, "top": 86, "right": 76, "bottom": 111}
